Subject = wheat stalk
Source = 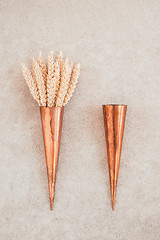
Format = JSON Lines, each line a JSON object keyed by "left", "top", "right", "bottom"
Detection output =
{"left": 38, "top": 51, "right": 47, "bottom": 87}
{"left": 56, "top": 51, "right": 63, "bottom": 69}
{"left": 51, "top": 60, "right": 60, "bottom": 106}
{"left": 33, "top": 58, "right": 46, "bottom": 106}
{"left": 47, "top": 51, "right": 55, "bottom": 107}
{"left": 32, "top": 60, "right": 37, "bottom": 83}
{"left": 63, "top": 63, "right": 80, "bottom": 106}
{"left": 54, "top": 51, "right": 63, "bottom": 101}
{"left": 56, "top": 59, "right": 73, "bottom": 107}
{"left": 21, "top": 63, "right": 40, "bottom": 104}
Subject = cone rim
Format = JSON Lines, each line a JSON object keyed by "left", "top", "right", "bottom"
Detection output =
{"left": 40, "top": 106, "right": 64, "bottom": 109}
{"left": 102, "top": 104, "right": 127, "bottom": 107}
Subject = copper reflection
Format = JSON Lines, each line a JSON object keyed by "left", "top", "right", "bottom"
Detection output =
{"left": 40, "top": 107, "right": 64, "bottom": 210}
{"left": 103, "top": 104, "right": 127, "bottom": 210}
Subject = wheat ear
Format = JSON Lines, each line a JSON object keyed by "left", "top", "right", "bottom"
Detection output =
{"left": 63, "top": 63, "right": 80, "bottom": 106}
{"left": 32, "top": 59, "right": 36, "bottom": 83}
{"left": 21, "top": 63, "right": 40, "bottom": 104}
{"left": 33, "top": 58, "right": 46, "bottom": 106}
{"left": 47, "top": 51, "right": 55, "bottom": 107}
{"left": 54, "top": 51, "right": 63, "bottom": 100}
{"left": 38, "top": 51, "right": 47, "bottom": 87}
{"left": 51, "top": 60, "right": 60, "bottom": 106}
{"left": 56, "top": 59, "right": 73, "bottom": 107}
{"left": 56, "top": 51, "right": 63, "bottom": 69}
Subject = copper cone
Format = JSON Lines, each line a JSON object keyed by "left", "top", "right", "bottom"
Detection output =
{"left": 40, "top": 107, "right": 64, "bottom": 210}
{"left": 103, "top": 104, "right": 127, "bottom": 210}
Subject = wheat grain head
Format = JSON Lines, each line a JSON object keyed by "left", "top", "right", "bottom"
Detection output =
{"left": 38, "top": 51, "right": 47, "bottom": 87}
{"left": 56, "top": 59, "right": 73, "bottom": 107}
{"left": 54, "top": 51, "right": 63, "bottom": 101}
{"left": 21, "top": 63, "right": 40, "bottom": 104}
{"left": 63, "top": 63, "right": 80, "bottom": 106}
{"left": 47, "top": 51, "right": 55, "bottom": 107}
{"left": 33, "top": 58, "right": 46, "bottom": 106}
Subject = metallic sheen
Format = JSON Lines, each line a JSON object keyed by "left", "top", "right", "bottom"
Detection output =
{"left": 103, "top": 104, "right": 127, "bottom": 210}
{"left": 40, "top": 106, "right": 64, "bottom": 210}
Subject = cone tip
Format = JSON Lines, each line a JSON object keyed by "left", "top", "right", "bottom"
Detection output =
{"left": 111, "top": 192, "right": 115, "bottom": 211}
{"left": 49, "top": 191, "right": 54, "bottom": 210}
{"left": 49, "top": 187, "right": 55, "bottom": 211}
{"left": 112, "top": 201, "right": 115, "bottom": 211}
{"left": 50, "top": 200, "right": 53, "bottom": 210}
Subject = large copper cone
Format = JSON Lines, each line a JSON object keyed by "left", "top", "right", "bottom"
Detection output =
{"left": 103, "top": 104, "right": 127, "bottom": 210}
{"left": 40, "top": 107, "right": 64, "bottom": 210}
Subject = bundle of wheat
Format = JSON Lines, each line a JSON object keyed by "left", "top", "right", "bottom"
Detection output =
{"left": 21, "top": 51, "right": 80, "bottom": 107}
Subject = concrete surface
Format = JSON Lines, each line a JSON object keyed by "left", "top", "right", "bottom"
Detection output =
{"left": 0, "top": 0, "right": 160, "bottom": 239}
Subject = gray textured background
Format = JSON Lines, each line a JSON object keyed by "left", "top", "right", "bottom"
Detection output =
{"left": 0, "top": 0, "right": 160, "bottom": 239}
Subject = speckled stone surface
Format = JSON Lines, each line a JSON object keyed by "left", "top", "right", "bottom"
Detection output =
{"left": 0, "top": 0, "right": 160, "bottom": 239}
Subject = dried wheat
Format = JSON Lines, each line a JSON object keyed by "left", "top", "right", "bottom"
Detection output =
{"left": 56, "top": 59, "right": 72, "bottom": 107}
{"left": 21, "top": 51, "right": 80, "bottom": 107}
{"left": 38, "top": 51, "right": 47, "bottom": 87}
{"left": 47, "top": 51, "right": 55, "bottom": 106}
{"left": 56, "top": 51, "right": 63, "bottom": 69}
{"left": 54, "top": 51, "right": 63, "bottom": 100}
{"left": 21, "top": 63, "right": 40, "bottom": 104}
{"left": 63, "top": 64, "right": 80, "bottom": 106}
{"left": 52, "top": 60, "right": 61, "bottom": 106}
{"left": 33, "top": 58, "right": 46, "bottom": 106}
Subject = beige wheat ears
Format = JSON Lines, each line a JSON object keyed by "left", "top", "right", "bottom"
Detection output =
{"left": 21, "top": 64, "right": 40, "bottom": 104}
{"left": 56, "top": 58, "right": 73, "bottom": 107}
{"left": 21, "top": 51, "right": 80, "bottom": 107}
{"left": 47, "top": 51, "right": 55, "bottom": 107}
{"left": 33, "top": 58, "right": 46, "bottom": 106}
{"left": 38, "top": 52, "right": 47, "bottom": 86}
{"left": 63, "top": 63, "right": 80, "bottom": 106}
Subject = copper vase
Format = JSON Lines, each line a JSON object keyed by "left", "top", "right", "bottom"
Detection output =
{"left": 103, "top": 104, "right": 127, "bottom": 210}
{"left": 40, "top": 107, "right": 64, "bottom": 210}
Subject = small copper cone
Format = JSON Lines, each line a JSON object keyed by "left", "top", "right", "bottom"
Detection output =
{"left": 103, "top": 104, "right": 127, "bottom": 210}
{"left": 40, "top": 107, "right": 64, "bottom": 210}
